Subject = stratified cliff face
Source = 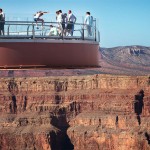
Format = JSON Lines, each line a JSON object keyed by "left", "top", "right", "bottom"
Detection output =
{"left": 0, "top": 73, "right": 150, "bottom": 150}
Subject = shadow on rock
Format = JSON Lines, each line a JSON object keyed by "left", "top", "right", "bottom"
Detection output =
{"left": 134, "top": 89, "right": 144, "bottom": 125}
{"left": 49, "top": 107, "right": 74, "bottom": 150}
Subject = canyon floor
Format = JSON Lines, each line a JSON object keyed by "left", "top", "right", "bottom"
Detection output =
{"left": 0, "top": 46, "right": 150, "bottom": 150}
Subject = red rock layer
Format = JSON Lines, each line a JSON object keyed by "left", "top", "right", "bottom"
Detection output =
{"left": 0, "top": 74, "right": 149, "bottom": 149}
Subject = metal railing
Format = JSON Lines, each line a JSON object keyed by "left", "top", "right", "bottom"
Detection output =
{"left": 0, "top": 20, "right": 100, "bottom": 42}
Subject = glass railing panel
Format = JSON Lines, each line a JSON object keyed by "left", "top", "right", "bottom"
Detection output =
{"left": 0, "top": 15, "right": 100, "bottom": 42}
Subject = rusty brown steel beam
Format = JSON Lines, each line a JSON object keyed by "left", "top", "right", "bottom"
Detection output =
{"left": 0, "top": 39, "right": 100, "bottom": 68}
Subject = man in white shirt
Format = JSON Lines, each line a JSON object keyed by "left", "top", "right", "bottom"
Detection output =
{"left": 84, "top": 12, "right": 92, "bottom": 37}
{"left": 34, "top": 11, "right": 49, "bottom": 29}
{"left": 0, "top": 8, "right": 5, "bottom": 35}
{"left": 49, "top": 25, "right": 58, "bottom": 36}
{"left": 58, "top": 10, "right": 67, "bottom": 36}
{"left": 56, "top": 10, "right": 63, "bottom": 36}
{"left": 67, "top": 10, "right": 76, "bottom": 36}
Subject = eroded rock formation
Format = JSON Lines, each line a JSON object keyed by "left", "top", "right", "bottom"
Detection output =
{"left": 0, "top": 73, "right": 149, "bottom": 150}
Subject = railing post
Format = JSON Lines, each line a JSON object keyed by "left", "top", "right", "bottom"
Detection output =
{"left": 27, "top": 25, "right": 30, "bottom": 36}
{"left": 82, "top": 17, "right": 85, "bottom": 40}
{"left": 62, "top": 28, "right": 64, "bottom": 40}
{"left": 82, "top": 25, "right": 84, "bottom": 40}
{"left": 7, "top": 25, "right": 10, "bottom": 36}
{"left": 98, "top": 31, "right": 100, "bottom": 43}
{"left": 94, "top": 19, "right": 97, "bottom": 42}
{"left": 32, "top": 23, "right": 35, "bottom": 39}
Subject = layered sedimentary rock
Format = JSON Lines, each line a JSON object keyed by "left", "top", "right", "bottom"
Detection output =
{"left": 0, "top": 73, "right": 150, "bottom": 150}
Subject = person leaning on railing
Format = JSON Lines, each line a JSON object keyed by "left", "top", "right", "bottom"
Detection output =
{"left": 0, "top": 8, "right": 5, "bottom": 35}
{"left": 33, "top": 11, "right": 49, "bottom": 29}
{"left": 66, "top": 10, "right": 76, "bottom": 36}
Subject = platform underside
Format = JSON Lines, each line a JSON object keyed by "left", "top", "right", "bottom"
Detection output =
{"left": 0, "top": 39, "right": 100, "bottom": 68}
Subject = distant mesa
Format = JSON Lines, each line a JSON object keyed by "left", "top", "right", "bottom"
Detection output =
{"left": 100, "top": 45, "right": 150, "bottom": 66}
{"left": 98, "top": 45, "right": 150, "bottom": 76}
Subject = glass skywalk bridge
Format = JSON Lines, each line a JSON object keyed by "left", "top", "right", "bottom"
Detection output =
{"left": 0, "top": 20, "right": 100, "bottom": 69}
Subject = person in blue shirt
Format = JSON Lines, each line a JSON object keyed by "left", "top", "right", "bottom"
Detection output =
{"left": 66, "top": 10, "right": 76, "bottom": 36}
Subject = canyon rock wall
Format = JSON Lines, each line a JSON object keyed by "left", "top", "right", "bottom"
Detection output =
{"left": 0, "top": 74, "right": 150, "bottom": 150}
